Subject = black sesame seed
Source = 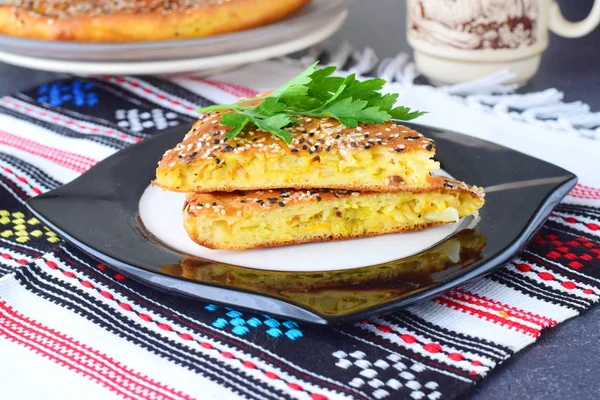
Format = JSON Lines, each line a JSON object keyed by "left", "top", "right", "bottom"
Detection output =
{"left": 215, "top": 158, "right": 221, "bottom": 164}
{"left": 196, "top": 203, "right": 203, "bottom": 207}
{"left": 310, "top": 190, "right": 317, "bottom": 195}
{"left": 188, "top": 152, "right": 198, "bottom": 158}
{"left": 308, "top": 150, "right": 313, "bottom": 154}
{"left": 213, "top": 139, "right": 220, "bottom": 144}
{"left": 316, "top": 196, "right": 322, "bottom": 202}
{"left": 326, "top": 146, "right": 332, "bottom": 152}
{"left": 224, "top": 145, "right": 233, "bottom": 152}
{"left": 395, "top": 148, "right": 404, "bottom": 153}
{"left": 291, "top": 149, "right": 299, "bottom": 153}
{"left": 240, "top": 200, "right": 246, "bottom": 203}
{"left": 302, "top": 145, "right": 308, "bottom": 150}
{"left": 213, "top": 132, "right": 219, "bottom": 136}
{"left": 364, "top": 134, "right": 369, "bottom": 138}
{"left": 177, "top": 155, "right": 183, "bottom": 159}
{"left": 425, "top": 144, "right": 433, "bottom": 151}
{"left": 212, "top": 202, "right": 217, "bottom": 206}
{"left": 404, "top": 136, "right": 420, "bottom": 140}
{"left": 309, "top": 132, "right": 315, "bottom": 137}
{"left": 278, "top": 202, "right": 285, "bottom": 207}
{"left": 364, "top": 145, "right": 371, "bottom": 150}
{"left": 335, "top": 135, "right": 341, "bottom": 139}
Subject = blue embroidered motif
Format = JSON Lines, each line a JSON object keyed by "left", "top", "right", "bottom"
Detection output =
{"left": 37, "top": 81, "right": 99, "bottom": 108}
{"left": 204, "top": 304, "right": 303, "bottom": 340}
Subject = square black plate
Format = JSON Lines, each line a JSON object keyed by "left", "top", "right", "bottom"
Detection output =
{"left": 26, "top": 123, "right": 577, "bottom": 324}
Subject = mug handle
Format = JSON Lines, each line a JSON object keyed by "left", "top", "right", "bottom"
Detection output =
{"left": 549, "top": 1, "right": 600, "bottom": 38}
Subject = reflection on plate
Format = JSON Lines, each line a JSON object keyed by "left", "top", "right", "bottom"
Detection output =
{"left": 161, "top": 229, "right": 486, "bottom": 316}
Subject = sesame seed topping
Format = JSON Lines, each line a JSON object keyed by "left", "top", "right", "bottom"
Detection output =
{"left": 159, "top": 114, "right": 433, "bottom": 170}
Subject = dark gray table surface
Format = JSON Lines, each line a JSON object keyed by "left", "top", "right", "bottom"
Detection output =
{"left": 0, "top": 1, "right": 598, "bottom": 399}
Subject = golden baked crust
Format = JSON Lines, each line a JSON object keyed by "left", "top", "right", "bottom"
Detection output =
{"left": 0, "top": 0, "right": 311, "bottom": 42}
{"left": 182, "top": 177, "right": 485, "bottom": 250}
{"left": 156, "top": 113, "right": 440, "bottom": 193}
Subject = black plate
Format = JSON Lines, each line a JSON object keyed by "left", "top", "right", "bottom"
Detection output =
{"left": 25, "top": 123, "right": 577, "bottom": 324}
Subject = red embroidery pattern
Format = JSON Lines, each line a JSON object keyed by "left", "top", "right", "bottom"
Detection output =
{"left": 196, "top": 79, "right": 259, "bottom": 99}
{"left": 0, "top": 129, "right": 97, "bottom": 174}
{"left": 535, "top": 233, "right": 600, "bottom": 268}
{"left": 569, "top": 184, "right": 600, "bottom": 200}
{"left": 0, "top": 300, "right": 194, "bottom": 400}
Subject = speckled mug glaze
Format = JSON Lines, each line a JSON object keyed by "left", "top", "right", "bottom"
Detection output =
{"left": 407, "top": 0, "right": 600, "bottom": 86}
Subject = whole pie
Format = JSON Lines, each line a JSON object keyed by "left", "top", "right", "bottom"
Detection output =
{"left": 0, "top": 0, "right": 311, "bottom": 42}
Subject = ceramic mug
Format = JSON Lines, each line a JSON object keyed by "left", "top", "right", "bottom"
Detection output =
{"left": 407, "top": 0, "right": 600, "bottom": 85}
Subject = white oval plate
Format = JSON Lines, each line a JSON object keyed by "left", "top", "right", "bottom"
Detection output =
{"left": 139, "top": 184, "right": 475, "bottom": 272}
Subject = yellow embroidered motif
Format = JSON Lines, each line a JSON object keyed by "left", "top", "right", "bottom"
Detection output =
{"left": 0, "top": 210, "right": 60, "bottom": 244}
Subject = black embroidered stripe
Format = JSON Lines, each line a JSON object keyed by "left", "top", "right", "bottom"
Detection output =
{"left": 388, "top": 312, "right": 511, "bottom": 361}
{"left": 0, "top": 172, "right": 29, "bottom": 201}
{"left": 0, "top": 152, "right": 62, "bottom": 190}
{"left": 0, "top": 264, "right": 13, "bottom": 276}
{"left": 491, "top": 269, "right": 592, "bottom": 311}
{"left": 555, "top": 203, "right": 600, "bottom": 220}
{"left": 0, "top": 237, "right": 44, "bottom": 258}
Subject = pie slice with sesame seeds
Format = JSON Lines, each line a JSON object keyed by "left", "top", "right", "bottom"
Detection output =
{"left": 182, "top": 176, "right": 485, "bottom": 250}
{"left": 155, "top": 113, "right": 440, "bottom": 193}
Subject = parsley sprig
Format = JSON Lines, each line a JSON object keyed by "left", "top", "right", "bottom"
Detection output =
{"left": 197, "top": 62, "right": 426, "bottom": 144}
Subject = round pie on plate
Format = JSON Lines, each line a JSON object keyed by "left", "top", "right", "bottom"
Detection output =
{"left": 0, "top": 0, "right": 311, "bottom": 42}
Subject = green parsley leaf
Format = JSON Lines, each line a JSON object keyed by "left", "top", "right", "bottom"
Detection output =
{"left": 220, "top": 113, "right": 250, "bottom": 140}
{"left": 269, "top": 61, "right": 318, "bottom": 99}
{"left": 323, "top": 97, "right": 390, "bottom": 127}
{"left": 197, "top": 61, "right": 426, "bottom": 144}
